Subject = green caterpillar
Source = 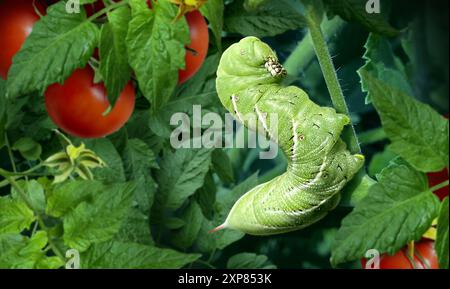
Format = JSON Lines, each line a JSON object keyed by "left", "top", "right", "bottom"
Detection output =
{"left": 213, "top": 37, "right": 364, "bottom": 236}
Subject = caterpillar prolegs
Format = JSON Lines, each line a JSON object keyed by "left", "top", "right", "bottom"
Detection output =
{"left": 213, "top": 37, "right": 365, "bottom": 236}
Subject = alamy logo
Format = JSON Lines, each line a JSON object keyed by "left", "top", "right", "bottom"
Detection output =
{"left": 366, "top": 0, "right": 381, "bottom": 14}
{"left": 65, "top": 249, "right": 80, "bottom": 269}
{"left": 364, "top": 249, "right": 380, "bottom": 269}
{"left": 65, "top": 0, "right": 81, "bottom": 14}
{"left": 170, "top": 105, "right": 279, "bottom": 160}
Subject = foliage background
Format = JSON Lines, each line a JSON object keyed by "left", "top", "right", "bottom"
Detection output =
{"left": 0, "top": 0, "right": 448, "bottom": 269}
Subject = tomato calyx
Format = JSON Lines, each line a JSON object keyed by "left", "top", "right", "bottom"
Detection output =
{"left": 169, "top": 0, "right": 208, "bottom": 21}
{"left": 43, "top": 130, "right": 106, "bottom": 183}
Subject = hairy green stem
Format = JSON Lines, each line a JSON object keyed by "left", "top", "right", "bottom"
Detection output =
{"left": 305, "top": 10, "right": 361, "bottom": 154}
{"left": 0, "top": 164, "right": 45, "bottom": 177}
{"left": 87, "top": 0, "right": 129, "bottom": 22}
{"left": 4, "top": 132, "right": 17, "bottom": 173}
{"left": 284, "top": 16, "right": 346, "bottom": 76}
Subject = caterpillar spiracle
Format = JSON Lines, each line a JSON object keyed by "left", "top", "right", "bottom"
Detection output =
{"left": 213, "top": 37, "right": 365, "bottom": 236}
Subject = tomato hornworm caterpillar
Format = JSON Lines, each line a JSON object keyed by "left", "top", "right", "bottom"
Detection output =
{"left": 213, "top": 37, "right": 364, "bottom": 236}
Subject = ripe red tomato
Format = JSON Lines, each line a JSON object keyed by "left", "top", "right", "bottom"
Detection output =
{"left": 361, "top": 240, "right": 439, "bottom": 269}
{"left": 178, "top": 10, "right": 209, "bottom": 84}
{"left": 84, "top": 1, "right": 105, "bottom": 16}
{"left": 0, "top": 0, "right": 46, "bottom": 79}
{"left": 45, "top": 67, "right": 135, "bottom": 138}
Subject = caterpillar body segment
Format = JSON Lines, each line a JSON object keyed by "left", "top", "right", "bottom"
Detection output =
{"left": 215, "top": 37, "right": 364, "bottom": 236}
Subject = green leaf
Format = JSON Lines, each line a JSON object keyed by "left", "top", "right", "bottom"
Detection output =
{"left": 324, "top": 0, "right": 399, "bottom": 36}
{"left": 212, "top": 149, "right": 235, "bottom": 183}
{"left": 0, "top": 231, "right": 61, "bottom": 269}
{"left": 172, "top": 200, "right": 204, "bottom": 249}
{"left": 195, "top": 173, "right": 258, "bottom": 253}
{"left": 85, "top": 138, "right": 126, "bottom": 182}
{"left": 244, "top": 0, "right": 271, "bottom": 11}
{"left": 81, "top": 241, "right": 201, "bottom": 269}
{"left": 36, "top": 256, "right": 65, "bottom": 269}
{"left": 368, "top": 146, "right": 398, "bottom": 177}
{"left": 331, "top": 159, "right": 441, "bottom": 266}
{"left": 149, "top": 91, "right": 220, "bottom": 138}
{"left": 99, "top": 6, "right": 132, "bottom": 106}
{"left": 125, "top": 110, "right": 165, "bottom": 154}
{"left": 200, "top": 0, "right": 224, "bottom": 50}
{"left": 164, "top": 218, "right": 186, "bottom": 230}
{"left": 11, "top": 180, "right": 46, "bottom": 214}
{"left": 12, "top": 137, "right": 42, "bottom": 161}
{"left": 178, "top": 53, "right": 220, "bottom": 97}
{"left": 436, "top": 197, "right": 449, "bottom": 269}
{"left": 6, "top": 2, "right": 99, "bottom": 98}
{"left": 123, "top": 138, "right": 158, "bottom": 213}
{"left": 224, "top": 0, "right": 306, "bottom": 37}
{"left": 63, "top": 182, "right": 135, "bottom": 252}
{"left": 115, "top": 208, "right": 154, "bottom": 245}
{"left": 359, "top": 68, "right": 449, "bottom": 172}
{"left": 0, "top": 196, "right": 35, "bottom": 234}
{"left": 227, "top": 252, "right": 276, "bottom": 269}
{"left": 340, "top": 173, "right": 377, "bottom": 206}
{"left": 126, "top": 0, "right": 190, "bottom": 112}
{"left": 46, "top": 180, "right": 96, "bottom": 218}
{"left": 154, "top": 148, "right": 212, "bottom": 211}
{"left": 359, "top": 34, "right": 413, "bottom": 103}
{"left": 123, "top": 139, "right": 159, "bottom": 173}
{"left": 195, "top": 172, "right": 217, "bottom": 220}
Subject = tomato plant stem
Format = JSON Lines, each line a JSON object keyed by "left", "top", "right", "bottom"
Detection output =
{"left": 0, "top": 164, "right": 46, "bottom": 178}
{"left": 6, "top": 176, "right": 66, "bottom": 262}
{"left": 284, "top": 16, "right": 345, "bottom": 76}
{"left": 4, "top": 132, "right": 17, "bottom": 173}
{"left": 305, "top": 7, "right": 361, "bottom": 155}
{"left": 430, "top": 180, "right": 449, "bottom": 192}
{"left": 87, "top": 1, "right": 129, "bottom": 22}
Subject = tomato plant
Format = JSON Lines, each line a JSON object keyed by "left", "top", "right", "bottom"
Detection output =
{"left": 178, "top": 10, "right": 209, "bottom": 84}
{"left": 0, "top": 0, "right": 45, "bottom": 79}
{"left": 45, "top": 67, "right": 135, "bottom": 138}
{"left": 147, "top": 1, "right": 209, "bottom": 84}
{"left": 0, "top": 0, "right": 448, "bottom": 272}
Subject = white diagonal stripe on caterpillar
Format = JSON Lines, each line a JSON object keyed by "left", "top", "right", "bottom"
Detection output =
{"left": 231, "top": 94, "right": 245, "bottom": 123}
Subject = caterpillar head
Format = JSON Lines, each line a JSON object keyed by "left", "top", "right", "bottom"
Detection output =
{"left": 216, "top": 37, "right": 286, "bottom": 115}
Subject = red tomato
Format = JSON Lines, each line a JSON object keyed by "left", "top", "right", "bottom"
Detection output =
{"left": 178, "top": 10, "right": 209, "bottom": 84}
{"left": 84, "top": 1, "right": 105, "bottom": 16}
{"left": 45, "top": 67, "right": 135, "bottom": 138}
{"left": 361, "top": 240, "right": 439, "bottom": 269}
{"left": 0, "top": 0, "right": 46, "bottom": 79}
